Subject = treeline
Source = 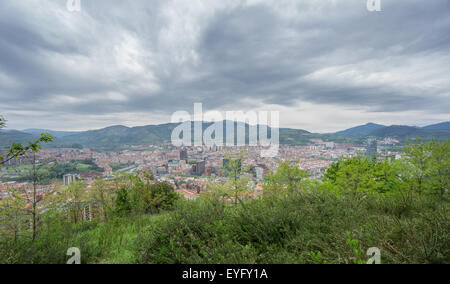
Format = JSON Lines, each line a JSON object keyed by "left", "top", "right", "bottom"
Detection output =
{"left": 2, "top": 159, "right": 104, "bottom": 184}
{"left": 324, "top": 140, "right": 448, "bottom": 196}
{"left": 0, "top": 140, "right": 448, "bottom": 264}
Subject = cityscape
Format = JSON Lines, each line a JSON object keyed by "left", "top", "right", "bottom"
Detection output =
{"left": 0, "top": 133, "right": 399, "bottom": 206}
{"left": 0, "top": 0, "right": 448, "bottom": 269}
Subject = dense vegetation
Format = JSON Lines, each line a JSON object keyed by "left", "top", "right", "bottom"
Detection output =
{"left": 0, "top": 140, "right": 448, "bottom": 264}
{"left": 1, "top": 159, "right": 104, "bottom": 184}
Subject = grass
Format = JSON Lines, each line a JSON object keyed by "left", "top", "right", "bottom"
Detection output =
{"left": 1, "top": 188, "right": 448, "bottom": 264}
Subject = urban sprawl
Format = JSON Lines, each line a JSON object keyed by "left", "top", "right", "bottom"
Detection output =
{"left": 0, "top": 137, "right": 399, "bottom": 206}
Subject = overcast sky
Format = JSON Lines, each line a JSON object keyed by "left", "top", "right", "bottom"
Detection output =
{"left": 0, "top": 0, "right": 449, "bottom": 132}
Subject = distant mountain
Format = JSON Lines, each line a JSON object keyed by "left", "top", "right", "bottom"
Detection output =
{"left": 1, "top": 121, "right": 449, "bottom": 149}
{"left": 335, "top": 122, "right": 450, "bottom": 139}
{"left": 22, "top": 128, "right": 80, "bottom": 138}
{"left": 370, "top": 125, "right": 423, "bottom": 137}
{"left": 58, "top": 121, "right": 311, "bottom": 149}
{"left": 335, "top": 123, "right": 386, "bottom": 137}
{"left": 58, "top": 124, "right": 179, "bottom": 149}
{"left": 0, "top": 130, "right": 35, "bottom": 147}
{"left": 422, "top": 122, "right": 450, "bottom": 131}
{"left": 279, "top": 128, "right": 312, "bottom": 145}
{"left": 370, "top": 125, "right": 450, "bottom": 139}
{"left": 0, "top": 125, "right": 177, "bottom": 148}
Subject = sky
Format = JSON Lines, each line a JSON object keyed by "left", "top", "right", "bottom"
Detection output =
{"left": 0, "top": 0, "right": 449, "bottom": 133}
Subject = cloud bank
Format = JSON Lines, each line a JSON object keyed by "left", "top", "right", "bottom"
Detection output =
{"left": 0, "top": 0, "right": 449, "bottom": 132}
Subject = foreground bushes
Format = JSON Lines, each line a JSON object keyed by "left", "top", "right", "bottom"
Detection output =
{"left": 136, "top": 189, "right": 448, "bottom": 264}
{"left": 0, "top": 213, "right": 155, "bottom": 264}
{"left": 1, "top": 188, "right": 448, "bottom": 264}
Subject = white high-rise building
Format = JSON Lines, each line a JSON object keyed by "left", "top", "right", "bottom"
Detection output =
{"left": 63, "top": 174, "right": 78, "bottom": 186}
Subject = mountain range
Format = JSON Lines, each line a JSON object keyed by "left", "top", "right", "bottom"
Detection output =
{"left": 335, "top": 122, "right": 450, "bottom": 138}
{"left": 0, "top": 121, "right": 448, "bottom": 149}
{"left": 21, "top": 129, "right": 81, "bottom": 138}
{"left": 335, "top": 123, "right": 386, "bottom": 137}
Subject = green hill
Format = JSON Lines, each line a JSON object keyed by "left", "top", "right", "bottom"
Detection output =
{"left": 370, "top": 125, "right": 450, "bottom": 139}
{"left": 335, "top": 123, "right": 386, "bottom": 137}
{"left": 422, "top": 122, "right": 450, "bottom": 131}
{"left": 0, "top": 130, "right": 35, "bottom": 147}
{"left": 1, "top": 121, "right": 449, "bottom": 149}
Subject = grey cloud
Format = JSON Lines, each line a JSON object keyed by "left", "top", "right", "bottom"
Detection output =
{"left": 192, "top": 0, "right": 450, "bottom": 112}
{"left": 0, "top": 0, "right": 449, "bottom": 130}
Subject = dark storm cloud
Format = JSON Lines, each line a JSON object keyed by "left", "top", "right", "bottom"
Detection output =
{"left": 193, "top": 0, "right": 450, "bottom": 112}
{"left": 0, "top": 0, "right": 449, "bottom": 130}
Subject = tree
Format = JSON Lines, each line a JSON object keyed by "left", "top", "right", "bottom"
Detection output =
{"left": 142, "top": 170, "right": 155, "bottom": 185}
{"left": 31, "top": 153, "right": 38, "bottom": 240}
{"left": 0, "top": 116, "right": 53, "bottom": 242}
{"left": 401, "top": 140, "right": 449, "bottom": 197}
{"left": 221, "top": 151, "right": 252, "bottom": 205}
{"left": 0, "top": 186, "right": 28, "bottom": 243}
{"left": 372, "top": 159, "right": 402, "bottom": 193}
{"left": 403, "top": 140, "right": 433, "bottom": 193}
{"left": 90, "top": 179, "right": 113, "bottom": 221}
{"left": 63, "top": 181, "right": 88, "bottom": 224}
{"left": 115, "top": 187, "right": 131, "bottom": 216}
{"left": 0, "top": 116, "right": 5, "bottom": 129}
{"left": 0, "top": 116, "right": 53, "bottom": 166}
{"left": 264, "top": 161, "right": 309, "bottom": 197}
{"left": 323, "top": 160, "right": 341, "bottom": 183}
{"left": 113, "top": 171, "right": 178, "bottom": 215}
{"left": 147, "top": 182, "right": 179, "bottom": 213}
{"left": 428, "top": 141, "right": 449, "bottom": 198}
{"left": 324, "top": 156, "right": 383, "bottom": 195}
{"left": 135, "top": 169, "right": 156, "bottom": 213}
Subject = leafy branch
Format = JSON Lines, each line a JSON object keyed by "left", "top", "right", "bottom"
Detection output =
{"left": 0, "top": 116, "right": 53, "bottom": 166}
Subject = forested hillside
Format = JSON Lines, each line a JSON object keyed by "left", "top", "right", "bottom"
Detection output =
{"left": 2, "top": 121, "right": 450, "bottom": 149}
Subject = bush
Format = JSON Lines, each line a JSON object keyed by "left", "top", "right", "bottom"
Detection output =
{"left": 135, "top": 189, "right": 449, "bottom": 264}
